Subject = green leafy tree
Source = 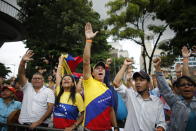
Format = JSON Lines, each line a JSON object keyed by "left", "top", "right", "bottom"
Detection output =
{"left": 18, "top": 0, "right": 111, "bottom": 78}
{"left": 155, "top": 0, "right": 196, "bottom": 61}
{"left": 106, "top": 0, "right": 168, "bottom": 74}
{"left": 0, "top": 63, "right": 11, "bottom": 78}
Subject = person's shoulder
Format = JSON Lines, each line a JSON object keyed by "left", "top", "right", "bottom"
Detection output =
{"left": 43, "top": 86, "right": 55, "bottom": 95}
{"left": 0, "top": 98, "right": 3, "bottom": 103}
{"left": 25, "top": 81, "right": 31, "bottom": 86}
{"left": 43, "top": 86, "right": 52, "bottom": 91}
{"left": 23, "top": 82, "right": 33, "bottom": 89}
{"left": 14, "top": 100, "right": 22, "bottom": 105}
{"left": 83, "top": 76, "right": 94, "bottom": 82}
{"left": 150, "top": 94, "right": 159, "bottom": 99}
{"left": 75, "top": 92, "right": 82, "bottom": 96}
{"left": 150, "top": 95, "right": 162, "bottom": 103}
{"left": 75, "top": 93, "right": 83, "bottom": 99}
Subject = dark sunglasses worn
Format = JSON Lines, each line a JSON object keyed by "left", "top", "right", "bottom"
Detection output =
{"left": 179, "top": 83, "right": 194, "bottom": 87}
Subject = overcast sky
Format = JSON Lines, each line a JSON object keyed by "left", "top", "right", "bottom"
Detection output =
{"left": 0, "top": 0, "right": 175, "bottom": 77}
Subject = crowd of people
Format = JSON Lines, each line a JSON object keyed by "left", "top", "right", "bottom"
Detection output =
{"left": 0, "top": 22, "right": 196, "bottom": 131}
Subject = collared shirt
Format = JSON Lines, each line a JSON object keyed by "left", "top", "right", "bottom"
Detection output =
{"left": 19, "top": 82, "right": 55, "bottom": 124}
{"left": 115, "top": 84, "right": 166, "bottom": 131}
{"left": 0, "top": 98, "right": 21, "bottom": 123}
{"left": 156, "top": 72, "right": 196, "bottom": 131}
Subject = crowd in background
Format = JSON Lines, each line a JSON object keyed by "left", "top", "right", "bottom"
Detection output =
{"left": 0, "top": 23, "right": 196, "bottom": 131}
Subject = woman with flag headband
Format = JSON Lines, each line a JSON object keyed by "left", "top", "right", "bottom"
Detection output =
{"left": 53, "top": 55, "right": 84, "bottom": 131}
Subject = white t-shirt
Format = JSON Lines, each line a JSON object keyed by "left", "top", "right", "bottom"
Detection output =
{"left": 19, "top": 82, "right": 55, "bottom": 124}
{"left": 115, "top": 84, "right": 166, "bottom": 131}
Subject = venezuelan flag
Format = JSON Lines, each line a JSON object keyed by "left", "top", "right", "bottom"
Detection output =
{"left": 53, "top": 103, "right": 79, "bottom": 128}
{"left": 61, "top": 54, "right": 83, "bottom": 77}
{"left": 83, "top": 77, "right": 114, "bottom": 130}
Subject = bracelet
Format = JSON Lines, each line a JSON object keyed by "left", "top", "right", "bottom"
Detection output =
{"left": 183, "top": 58, "right": 189, "bottom": 63}
{"left": 86, "top": 39, "right": 92, "bottom": 43}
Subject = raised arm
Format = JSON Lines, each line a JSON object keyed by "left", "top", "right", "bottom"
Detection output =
{"left": 18, "top": 50, "right": 34, "bottom": 87}
{"left": 56, "top": 55, "right": 64, "bottom": 87}
{"left": 76, "top": 76, "right": 83, "bottom": 93}
{"left": 104, "top": 58, "right": 112, "bottom": 85}
{"left": 83, "top": 22, "right": 98, "bottom": 80}
{"left": 124, "top": 66, "right": 135, "bottom": 89}
{"left": 181, "top": 46, "right": 191, "bottom": 77}
{"left": 175, "top": 63, "right": 182, "bottom": 78}
{"left": 113, "top": 58, "right": 133, "bottom": 88}
{"left": 153, "top": 57, "right": 178, "bottom": 107}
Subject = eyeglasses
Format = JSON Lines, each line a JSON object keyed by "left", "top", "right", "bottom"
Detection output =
{"left": 178, "top": 83, "right": 194, "bottom": 87}
{"left": 32, "top": 77, "right": 43, "bottom": 80}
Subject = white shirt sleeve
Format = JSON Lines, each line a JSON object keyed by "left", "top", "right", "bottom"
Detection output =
{"left": 156, "top": 100, "right": 167, "bottom": 130}
{"left": 46, "top": 88, "right": 55, "bottom": 104}
{"left": 114, "top": 83, "right": 128, "bottom": 100}
{"left": 21, "top": 81, "right": 30, "bottom": 91}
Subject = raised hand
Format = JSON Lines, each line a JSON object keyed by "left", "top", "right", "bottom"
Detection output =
{"left": 22, "top": 50, "right": 34, "bottom": 62}
{"left": 106, "top": 58, "right": 112, "bottom": 68}
{"left": 181, "top": 46, "right": 191, "bottom": 58}
{"left": 124, "top": 58, "right": 133, "bottom": 66}
{"left": 153, "top": 57, "right": 161, "bottom": 72}
{"left": 85, "top": 22, "right": 98, "bottom": 40}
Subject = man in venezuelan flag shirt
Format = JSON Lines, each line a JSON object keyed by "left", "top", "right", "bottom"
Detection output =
{"left": 83, "top": 22, "right": 119, "bottom": 131}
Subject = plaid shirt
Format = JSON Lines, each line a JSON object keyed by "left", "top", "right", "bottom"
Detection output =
{"left": 156, "top": 72, "right": 196, "bottom": 131}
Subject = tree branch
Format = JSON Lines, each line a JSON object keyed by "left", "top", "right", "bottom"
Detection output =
{"left": 148, "top": 24, "right": 169, "bottom": 74}
{"left": 129, "top": 38, "right": 142, "bottom": 45}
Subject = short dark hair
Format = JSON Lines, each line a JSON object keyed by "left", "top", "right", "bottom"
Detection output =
{"left": 32, "top": 72, "right": 44, "bottom": 78}
{"left": 133, "top": 70, "right": 151, "bottom": 82}
{"left": 175, "top": 75, "right": 196, "bottom": 88}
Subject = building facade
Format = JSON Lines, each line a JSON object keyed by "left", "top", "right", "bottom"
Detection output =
{"left": 0, "top": 0, "right": 25, "bottom": 47}
{"left": 108, "top": 41, "right": 129, "bottom": 58}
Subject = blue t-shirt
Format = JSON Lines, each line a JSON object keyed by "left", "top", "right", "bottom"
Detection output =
{"left": 0, "top": 98, "right": 21, "bottom": 131}
{"left": 116, "top": 93, "right": 127, "bottom": 121}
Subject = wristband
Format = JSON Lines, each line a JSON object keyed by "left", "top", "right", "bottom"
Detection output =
{"left": 183, "top": 58, "right": 188, "bottom": 63}
{"left": 86, "top": 39, "right": 92, "bottom": 43}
